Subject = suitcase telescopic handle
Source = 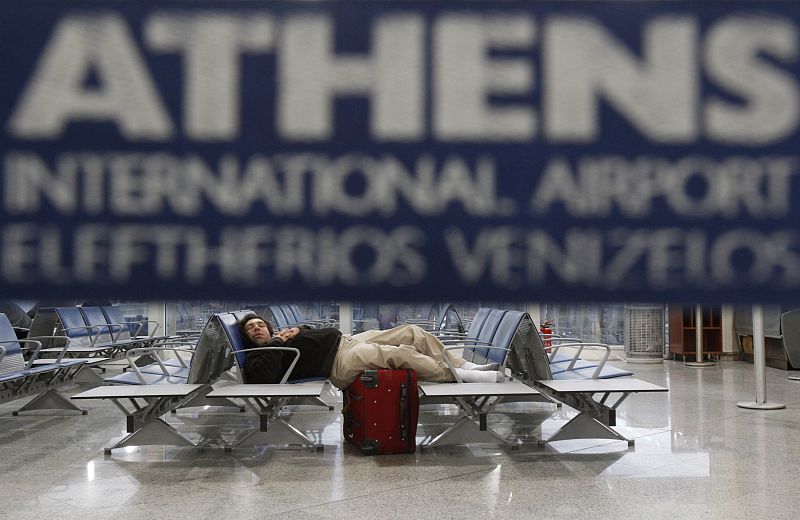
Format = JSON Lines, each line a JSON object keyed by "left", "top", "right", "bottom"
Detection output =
{"left": 400, "top": 369, "right": 414, "bottom": 442}
{"left": 399, "top": 382, "right": 408, "bottom": 441}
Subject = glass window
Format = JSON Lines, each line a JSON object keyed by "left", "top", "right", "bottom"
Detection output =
{"left": 351, "top": 302, "right": 525, "bottom": 334}
{"left": 111, "top": 300, "right": 627, "bottom": 345}
{"left": 166, "top": 301, "right": 339, "bottom": 335}
{"left": 542, "top": 303, "right": 626, "bottom": 345}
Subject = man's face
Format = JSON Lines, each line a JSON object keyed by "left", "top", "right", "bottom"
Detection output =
{"left": 244, "top": 318, "right": 272, "bottom": 345}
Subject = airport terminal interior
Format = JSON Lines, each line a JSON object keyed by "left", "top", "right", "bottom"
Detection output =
{"left": 2, "top": 301, "right": 800, "bottom": 520}
{"left": 3, "top": 0, "right": 800, "bottom": 518}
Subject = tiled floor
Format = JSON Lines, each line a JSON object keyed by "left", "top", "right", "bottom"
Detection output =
{"left": 2, "top": 359, "right": 799, "bottom": 520}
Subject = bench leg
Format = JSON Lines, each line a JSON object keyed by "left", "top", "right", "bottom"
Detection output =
{"left": 14, "top": 390, "right": 87, "bottom": 415}
{"left": 422, "top": 416, "right": 518, "bottom": 449}
{"left": 71, "top": 366, "right": 106, "bottom": 385}
{"left": 546, "top": 413, "right": 633, "bottom": 445}
{"left": 105, "top": 418, "right": 196, "bottom": 454}
{"left": 232, "top": 417, "right": 322, "bottom": 451}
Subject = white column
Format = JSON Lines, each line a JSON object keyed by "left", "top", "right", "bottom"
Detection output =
{"left": 696, "top": 305, "right": 704, "bottom": 360}
{"left": 164, "top": 301, "right": 178, "bottom": 337}
{"left": 147, "top": 301, "right": 166, "bottom": 337}
{"left": 525, "top": 303, "right": 541, "bottom": 328}
{"left": 338, "top": 302, "right": 353, "bottom": 335}
{"left": 721, "top": 304, "right": 735, "bottom": 353}
{"left": 738, "top": 305, "right": 785, "bottom": 409}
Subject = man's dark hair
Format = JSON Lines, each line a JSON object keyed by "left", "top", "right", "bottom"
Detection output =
{"left": 237, "top": 313, "right": 274, "bottom": 339}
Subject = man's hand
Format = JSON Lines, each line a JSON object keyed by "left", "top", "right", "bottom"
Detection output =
{"left": 276, "top": 327, "right": 300, "bottom": 341}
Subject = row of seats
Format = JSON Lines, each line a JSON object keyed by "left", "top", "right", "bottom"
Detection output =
{"left": 0, "top": 312, "right": 88, "bottom": 415}
{"left": 29, "top": 306, "right": 169, "bottom": 361}
{"left": 1, "top": 304, "right": 192, "bottom": 414}
{"left": 450, "top": 307, "right": 633, "bottom": 379}
{"left": 445, "top": 307, "right": 525, "bottom": 368}
{"left": 266, "top": 304, "right": 337, "bottom": 330}
{"left": 404, "top": 304, "right": 465, "bottom": 334}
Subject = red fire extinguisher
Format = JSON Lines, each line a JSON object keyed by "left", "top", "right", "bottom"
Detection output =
{"left": 540, "top": 320, "right": 554, "bottom": 348}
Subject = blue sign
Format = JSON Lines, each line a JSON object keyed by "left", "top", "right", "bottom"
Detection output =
{"left": 1, "top": 1, "right": 799, "bottom": 302}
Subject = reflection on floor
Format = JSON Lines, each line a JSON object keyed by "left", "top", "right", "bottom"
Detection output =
{"left": 1, "top": 360, "right": 799, "bottom": 520}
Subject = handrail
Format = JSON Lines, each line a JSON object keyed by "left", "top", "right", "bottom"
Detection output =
{"left": 549, "top": 341, "right": 612, "bottom": 378}
{"left": 59, "top": 324, "right": 105, "bottom": 347}
{"left": 123, "top": 343, "right": 196, "bottom": 383}
{"left": 26, "top": 335, "right": 72, "bottom": 363}
{"left": 1, "top": 338, "right": 43, "bottom": 369}
{"left": 237, "top": 346, "right": 301, "bottom": 384}
{"left": 547, "top": 336, "right": 584, "bottom": 362}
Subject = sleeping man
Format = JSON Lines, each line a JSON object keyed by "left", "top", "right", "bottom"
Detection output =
{"left": 237, "top": 313, "right": 503, "bottom": 389}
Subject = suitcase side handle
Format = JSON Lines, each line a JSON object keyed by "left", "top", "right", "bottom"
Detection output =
{"left": 342, "top": 390, "right": 364, "bottom": 437}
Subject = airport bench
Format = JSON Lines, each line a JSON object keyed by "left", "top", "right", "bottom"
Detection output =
{"left": 419, "top": 309, "right": 551, "bottom": 449}
{"left": 206, "top": 310, "right": 328, "bottom": 451}
{"left": 71, "top": 313, "right": 234, "bottom": 453}
{"left": 507, "top": 320, "right": 667, "bottom": 446}
{"left": 0, "top": 313, "right": 87, "bottom": 415}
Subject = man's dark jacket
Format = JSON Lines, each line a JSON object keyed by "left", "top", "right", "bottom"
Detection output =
{"left": 242, "top": 327, "right": 341, "bottom": 383}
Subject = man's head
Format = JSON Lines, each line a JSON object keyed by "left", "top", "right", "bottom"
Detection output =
{"left": 237, "top": 313, "right": 274, "bottom": 346}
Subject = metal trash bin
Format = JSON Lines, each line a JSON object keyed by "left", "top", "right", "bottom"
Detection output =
{"left": 624, "top": 304, "right": 665, "bottom": 364}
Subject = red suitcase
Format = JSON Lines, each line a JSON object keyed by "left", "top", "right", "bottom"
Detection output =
{"left": 343, "top": 369, "right": 419, "bottom": 455}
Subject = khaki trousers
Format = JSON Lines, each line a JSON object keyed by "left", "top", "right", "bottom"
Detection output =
{"left": 329, "top": 324, "right": 465, "bottom": 389}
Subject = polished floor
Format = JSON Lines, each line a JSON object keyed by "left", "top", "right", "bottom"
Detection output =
{"left": 1, "top": 359, "right": 799, "bottom": 520}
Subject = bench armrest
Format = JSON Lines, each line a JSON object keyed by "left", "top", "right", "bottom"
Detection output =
{"left": 60, "top": 324, "right": 107, "bottom": 347}
{"left": 547, "top": 337, "right": 585, "bottom": 361}
{"left": 551, "top": 342, "right": 611, "bottom": 378}
{"left": 129, "top": 320, "right": 160, "bottom": 338}
{"left": 440, "top": 338, "right": 492, "bottom": 346}
{"left": 26, "top": 335, "right": 73, "bottom": 363}
{"left": 290, "top": 319, "right": 330, "bottom": 328}
{"left": 239, "top": 346, "right": 301, "bottom": 384}
{"left": 100, "top": 321, "right": 136, "bottom": 342}
{"left": 157, "top": 340, "right": 197, "bottom": 367}
{"left": 1, "top": 338, "right": 44, "bottom": 368}
{"left": 403, "top": 319, "right": 437, "bottom": 327}
{"left": 432, "top": 333, "right": 469, "bottom": 343}
{"left": 123, "top": 345, "right": 196, "bottom": 383}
